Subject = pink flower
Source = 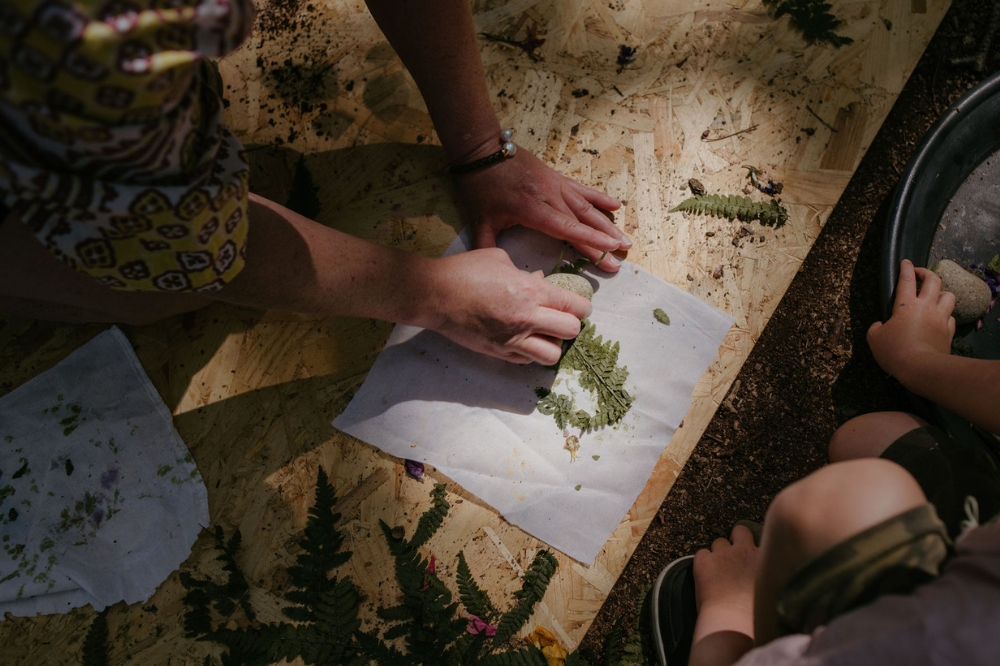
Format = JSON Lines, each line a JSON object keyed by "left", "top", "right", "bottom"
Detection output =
{"left": 427, "top": 555, "right": 436, "bottom": 574}
{"left": 466, "top": 614, "right": 498, "bottom": 636}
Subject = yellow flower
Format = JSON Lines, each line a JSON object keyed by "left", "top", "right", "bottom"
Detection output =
{"left": 526, "top": 626, "right": 568, "bottom": 666}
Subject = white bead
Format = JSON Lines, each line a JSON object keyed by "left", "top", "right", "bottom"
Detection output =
{"left": 503, "top": 141, "right": 517, "bottom": 156}
{"left": 500, "top": 128, "right": 515, "bottom": 142}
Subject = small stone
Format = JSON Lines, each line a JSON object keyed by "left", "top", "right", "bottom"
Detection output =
{"left": 544, "top": 273, "right": 594, "bottom": 301}
{"left": 688, "top": 178, "right": 706, "bottom": 195}
{"left": 390, "top": 526, "right": 405, "bottom": 541}
{"left": 931, "top": 259, "right": 991, "bottom": 324}
{"left": 713, "top": 265, "right": 724, "bottom": 279}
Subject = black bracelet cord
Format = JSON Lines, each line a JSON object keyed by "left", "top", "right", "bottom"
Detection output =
{"left": 448, "top": 149, "right": 509, "bottom": 175}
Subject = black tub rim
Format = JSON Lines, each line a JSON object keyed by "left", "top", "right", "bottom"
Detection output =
{"left": 880, "top": 70, "right": 1000, "bottom": 319}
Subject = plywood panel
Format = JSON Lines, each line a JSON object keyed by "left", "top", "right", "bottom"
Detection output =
{"left": 0, "top": 0, "right": 949, "bottom": 662}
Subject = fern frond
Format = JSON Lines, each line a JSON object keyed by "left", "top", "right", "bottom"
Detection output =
{"left": 81, "top": 609, "right": 109, "bottom": 666}
{"left": 409, "top": 483, "right": 450, "bottom": 549}
{"left": 669, "top": 194, "right": 788, "bottom": 227}
{"left": 284, "top": 467, "right": 352, "bottom": 618}
{"left": 536, "top": 320, "right": 634, "bottom": 432}
{"left": 492, "top": 551, "right": 559, "bottom": 645}
{"left": 457, "top": 551, "right": 498, "bottom": 622}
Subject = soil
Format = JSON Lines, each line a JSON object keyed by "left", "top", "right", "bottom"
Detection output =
{"left": 578, "top": 0, "right": 1000, "bottom": 659}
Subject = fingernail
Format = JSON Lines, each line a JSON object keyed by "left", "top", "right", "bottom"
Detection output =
{"left": 619, "top": 233, "right": 633, "bottom": 249}
{"left": 604, "top": 254, "right": 621, "bottom": 268}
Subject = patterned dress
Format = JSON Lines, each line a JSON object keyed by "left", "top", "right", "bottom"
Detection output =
{"left": 0, "top": 0, "right": 253, "bottom": 292}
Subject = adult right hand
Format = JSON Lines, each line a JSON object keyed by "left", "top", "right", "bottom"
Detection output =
{"left": 414, "top": 247, "right": 592, "bottom": 365}
{"left": 867, "top": 259, "right": 956, "bottom": 387}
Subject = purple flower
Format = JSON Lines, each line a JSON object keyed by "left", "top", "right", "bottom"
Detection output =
{"left": 404, "top": 459, "right": 424, "bottom": 481}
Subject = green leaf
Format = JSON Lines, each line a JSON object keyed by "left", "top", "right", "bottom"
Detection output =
{"left": 81, "top": 609, "right": 109, "bottom": 666}
{"left": 409, "top": 483, "right": 450, "bottom": 550}
{"left": 536, "top": 320, "right": 634, "bottom": 432}
{"left": 653, "top": 309, "right": 670, "bottom": 326}
{"left": 457, "top": 551, "right": 498, "bottom": 622}
{"left": 493, "top": 551, "right": 559, "bottom": 645}
{"left": 669, "top": 194, "right": 788, "bottom": 227}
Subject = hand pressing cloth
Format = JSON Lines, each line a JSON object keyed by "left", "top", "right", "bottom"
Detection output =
{"left": 335, "top": 227, "right": 734, "bottom": 564}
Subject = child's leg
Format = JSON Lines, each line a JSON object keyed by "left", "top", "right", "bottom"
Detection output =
{"left": 828, "top": 412, "right": 929, "bottom": 461}
{"left": 751, "top": 458, "right": 927, "bottom": 644}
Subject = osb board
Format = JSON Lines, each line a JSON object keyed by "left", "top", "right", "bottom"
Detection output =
{"left": 0, "top": 0, "right": 948, "bottom": 662}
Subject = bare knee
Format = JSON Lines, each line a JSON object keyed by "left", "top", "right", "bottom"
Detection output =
{"left": 764, "top": 458, "right": 927, "bottom": 558}
{"left": 828, "top": 412, "right": 928, "bottom": 462}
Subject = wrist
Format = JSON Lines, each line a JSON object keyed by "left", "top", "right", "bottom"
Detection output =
{"left": 450, "top": 129, "right": 519, "bottom": 177}
{"left": 889, "top": 348, "right": 945, "bottom": 391}
{"left": 447, "top": 126, "right": 510, "bottom": 168}
{"left": 399, "top": 254, "right": 448, "bottom": 331}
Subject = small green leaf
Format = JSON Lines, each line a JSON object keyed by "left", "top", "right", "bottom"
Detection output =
{"left": 574, "top": 484, "right": 582, "bottom": 491}
{"left": 592, "top": 455, "right": 600, "bottom": 461}
{"left": 653, "top": 308, "right": 670, "bottom": 326}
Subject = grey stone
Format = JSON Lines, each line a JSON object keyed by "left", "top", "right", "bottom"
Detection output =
{"left": 544, "top": 273, "right": 594, "bottom": 301}
{"left": 931, "top": 259, "right": 991, "bottom": 324}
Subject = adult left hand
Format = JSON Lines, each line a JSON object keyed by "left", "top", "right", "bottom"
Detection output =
{"left": 454, "top": 148, "right": 630, "bottom": 272}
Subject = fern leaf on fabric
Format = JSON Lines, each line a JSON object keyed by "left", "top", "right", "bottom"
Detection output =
{"left": 669, "top": 194, "right": 788, "bottom": 227}
{"left": 536, "top": 320, "right": 634, "bottom": 432}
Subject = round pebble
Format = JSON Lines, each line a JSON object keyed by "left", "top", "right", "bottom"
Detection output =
{"left": 544, "top": 273, "right": 594, "bottom": 301}
{"left": 931, "top": 259, "right": 991, "bottom": 324}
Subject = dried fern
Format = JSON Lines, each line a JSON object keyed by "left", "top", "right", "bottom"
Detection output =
{"left": 763, "top": 0, "right": 853, "bottom": 46}
{"left": 670, "top": 194, "right": 788, "bottom": 227}
{"left": 182, "top": 467, "right": 366, "bottom": 666}
{"left": 492, "top": 551, "right": 559, "bottom": 646}
{"left": 81, "top": 608, "right": 109, "bottom": 666}
{"left": 457, "top": 551, "right": 498, "bottom": 622}
{"left": 409, "top": 483, "right": 450, "bottom": 550}
{"left": 536, "top": 320, "right": 634, "bottom": 432}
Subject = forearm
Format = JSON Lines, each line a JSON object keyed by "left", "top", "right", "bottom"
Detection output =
{"left": 690, "top": 604, "right": 755, "bottom": 666}
{"left": 901, "top": 352, "right": 1000, "bottom": 434}
{"left": 217, "top": 194, "right": 431, "bottom": 324}
{"left": 364, "top": 0, "right": 500, "bottom": 161}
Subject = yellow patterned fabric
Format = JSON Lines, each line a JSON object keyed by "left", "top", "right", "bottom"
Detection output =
{"left": 0, "top": 0, "right": 254, "bottom": 292}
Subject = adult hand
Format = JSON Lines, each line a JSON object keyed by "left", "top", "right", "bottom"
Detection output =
{"left": 867, "top": 259, "right": 956, "bottom": 385}
{"left": 416, "top": 247, "right": 592, "bottom": 365}
{"left": 454, "top": 148, "right": 630, "bottom": 272}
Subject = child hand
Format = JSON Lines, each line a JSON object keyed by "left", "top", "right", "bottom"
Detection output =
{"left": 691, "top": 525, "right": 758, "bottom": 642}
{"left": 867, "top": 259, "right": 956, "bottom": 386}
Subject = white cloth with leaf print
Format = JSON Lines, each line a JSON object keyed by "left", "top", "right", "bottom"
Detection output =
{"left": 335, "top": 227, "right": 734, "bottom": 564}
{"left": 0, "top": 327, "right": 208, "bottom": 617}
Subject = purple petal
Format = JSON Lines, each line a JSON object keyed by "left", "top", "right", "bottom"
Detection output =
{"left": 404, "top": 459, "right": 424, "bottom": 481}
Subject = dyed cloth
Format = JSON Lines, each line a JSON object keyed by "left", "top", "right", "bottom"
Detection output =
{"left": 0, "top": 0, "right": 253, "bottom": 291}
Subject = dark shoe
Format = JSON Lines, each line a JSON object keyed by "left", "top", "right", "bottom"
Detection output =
{"left": 651, "top": 555, "right": 696, "bottom": 666}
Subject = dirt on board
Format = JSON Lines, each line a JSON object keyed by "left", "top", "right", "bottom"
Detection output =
{"left": 578, "top": 0, "right": 1000, "bottom": 659}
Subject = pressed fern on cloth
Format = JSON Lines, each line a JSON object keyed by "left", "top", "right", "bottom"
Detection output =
{"left": 335, "top": 227, "right": 734, "bottom": 564}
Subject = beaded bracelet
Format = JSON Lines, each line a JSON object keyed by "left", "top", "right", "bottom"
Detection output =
{"left": 449, "top": 128, "right": 517, "bottom": 175}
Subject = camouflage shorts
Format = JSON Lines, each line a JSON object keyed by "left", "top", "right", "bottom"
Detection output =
{"left": 775, "top": 425, "right": 1000, "bottom": 636}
